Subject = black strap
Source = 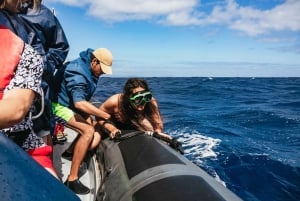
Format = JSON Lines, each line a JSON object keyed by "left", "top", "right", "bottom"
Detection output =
{"left": 113, "top": 130, "right": 144, "bottom": 142}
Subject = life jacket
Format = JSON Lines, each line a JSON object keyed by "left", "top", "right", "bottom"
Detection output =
{"left": 0, "top": 25, "right": 24, "bottom": 99}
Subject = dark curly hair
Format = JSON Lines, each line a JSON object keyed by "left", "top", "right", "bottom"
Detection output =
{"left": 120, "top": 78, "right": 161, "bottom": 131}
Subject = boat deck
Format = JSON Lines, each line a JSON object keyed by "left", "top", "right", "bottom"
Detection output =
{"left": 52, "top": 128, "right": 242, "bottom": 201}
{"left": 53, "top": 128, "right": 100, "bottom": 201}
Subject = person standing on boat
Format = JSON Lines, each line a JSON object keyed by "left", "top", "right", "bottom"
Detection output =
{"left": 51, "top": 48, "right": 114, "bottom": 194}
{"left": 98, "top": 78, "right": 171, "bottom": 140}
{"left": 1, "top": 0, "right": 59, "bottom": 179}
{"left": 0, "top": 25, "right": 43, "bottom": 130}
{"left": 19, "top": 0, "right": 70, "bottom": 145}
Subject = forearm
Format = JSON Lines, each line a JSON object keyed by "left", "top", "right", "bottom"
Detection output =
{"left": 97, "top": 119, "right": 120, "bottom": 139}
{"left": 74, "top": 100, "right": 111, "bottom": 120}
{"left": 153, "top": 118, "right": 163, "bottom": 133}
{"left": 0, "top": 89, "right": 34, "bottom": 128}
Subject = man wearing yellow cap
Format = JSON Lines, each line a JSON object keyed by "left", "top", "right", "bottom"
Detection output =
{"left": 51, "top": 48, "right": 118, "bottom": 194}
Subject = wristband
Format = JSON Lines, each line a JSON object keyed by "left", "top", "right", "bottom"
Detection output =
{"left": 102, "top": 120, "right": 114, "bottom": 127}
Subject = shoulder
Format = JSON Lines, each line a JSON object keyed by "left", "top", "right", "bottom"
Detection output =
{"left": 151, "top": 97, "right": 159, "bottom": 106}
{"left": 41, "top": 5, "right": 53, "bottom": 13}
{"left": 65, "top": 58, "right": 84, "bottom": 71}
{"left": 105, "top": 94, "right": 121, "bottom": 105}
{"left": 40, "top": 5, "right": 57, "bottom": 20}
{"left": 36, "top": 5, "right": 54, "bottom": 17}
{"left": 100, "top": 93, "right": 122, "bottom": 111}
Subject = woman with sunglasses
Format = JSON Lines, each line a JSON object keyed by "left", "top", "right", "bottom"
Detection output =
{"left": 98, "top": 78, "right": 171, "bottom": 140}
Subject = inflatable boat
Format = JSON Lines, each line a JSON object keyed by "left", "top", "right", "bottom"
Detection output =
{"left": 0, "top": 128, "right": 242, "bottom": 201}
{"left": 0, "top": 131, "right": 79, "bottom": 201}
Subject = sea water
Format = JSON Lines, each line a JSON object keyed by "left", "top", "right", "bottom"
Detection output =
{"left": 94, "top": 77, "right": 300, "bottom": 201}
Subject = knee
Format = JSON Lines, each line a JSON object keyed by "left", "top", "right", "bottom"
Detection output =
{"left": 82, "top": 126, "right": 95, "bottom": 142}
{"left": 89, "top": 132, "right": 101, "bottom": 150}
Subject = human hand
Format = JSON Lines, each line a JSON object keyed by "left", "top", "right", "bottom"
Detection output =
{"left": 151, "top": 132, "right": 184, "bottom": 154}
{"left": 169, "top": 138, "right": 184, "bottom": 155}
{"left": 159, "top": 132, "right": 172, "bottom": 140}
{"left": 109, "top": 129, "right": 121, "bottom": 139}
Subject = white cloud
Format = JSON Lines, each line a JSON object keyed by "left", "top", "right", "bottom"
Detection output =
{"left": 88, "top": 0, "right": 197, "bottom": 22}
{"left": 48, "top": 0, "right": 89, "bottom": 7}
{"left": 47, "top": 0, "right": 300, "bottom": 36}
{"left": 226, "top": 0, "right": 300, "bottom": 36}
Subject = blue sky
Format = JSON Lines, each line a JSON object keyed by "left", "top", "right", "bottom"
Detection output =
{"left": 45, "top": 0, "right": 300, "bottom": 77}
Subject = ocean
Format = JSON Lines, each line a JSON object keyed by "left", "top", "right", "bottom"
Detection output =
{"left": 94, "top": 77, "right": 300, "bottom": 201}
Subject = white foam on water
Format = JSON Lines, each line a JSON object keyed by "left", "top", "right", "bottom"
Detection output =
{"left": 215, "top": 173, "right": 227, "bottom": 187}
{"left": 176, "top": 131, "right": 221, "bottom": 159}
{"left": 170, "top": 129, "right": 226, "bottom": 186}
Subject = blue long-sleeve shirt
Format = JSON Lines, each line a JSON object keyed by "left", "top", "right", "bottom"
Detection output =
{"left": 51, "top": 49, "right": 99, "bottom": 112}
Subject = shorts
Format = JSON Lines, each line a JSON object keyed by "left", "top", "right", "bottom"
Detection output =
{"left": 52, "top": 102, "right": 74, "bottom": 122}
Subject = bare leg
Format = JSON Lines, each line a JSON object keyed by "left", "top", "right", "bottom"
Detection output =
{"left": 66, "top": 121, "right": 102, "bottom": 153}
{"left": 89, "top": 131, "right": 101, "bottom": 150}
{"left": 64, "top": 132, "right": 80, "bottom": 153}
{"left": 66, "top": 115, "right": 94, "bottom": 181}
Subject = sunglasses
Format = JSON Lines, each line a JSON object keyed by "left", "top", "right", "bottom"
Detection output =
{"left": 130, "top": 90, "right": 152, "bottom": 106}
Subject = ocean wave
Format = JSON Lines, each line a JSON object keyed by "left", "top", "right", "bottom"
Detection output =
{"left": 218, "top": 153, "right": 300, "bottom": 201}
{"left": 95, "top": 77, "right": 300, "bottom": 201}
{"left": 169, "top": 129, "right": 221, "bottom": 163}
{"left": 169, "top": 129, "right": 228, "bottom": 187}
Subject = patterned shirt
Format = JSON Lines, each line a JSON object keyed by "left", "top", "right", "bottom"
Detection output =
{"left": 2, "top": 44, "right": 44, "bottom": 150}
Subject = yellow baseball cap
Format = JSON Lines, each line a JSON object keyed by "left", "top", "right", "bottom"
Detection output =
{"left": 93, "top": 48, "right": 113, "bottom": 74}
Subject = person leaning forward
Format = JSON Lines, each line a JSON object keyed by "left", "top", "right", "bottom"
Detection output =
{"left": 51, "top": 48, "right": 114, "bottom": 194}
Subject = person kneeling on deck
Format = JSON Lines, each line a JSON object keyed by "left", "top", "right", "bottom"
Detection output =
{"left": 51, "top": 48, "right": 115, "bottom": 194}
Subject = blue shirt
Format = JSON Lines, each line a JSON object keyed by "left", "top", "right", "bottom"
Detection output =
{"left": 51, "top": 48, "right": 99, "bottom": 112}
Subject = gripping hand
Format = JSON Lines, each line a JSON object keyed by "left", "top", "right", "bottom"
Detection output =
{"left": 169, "top": 138, "right": 184, "bottom": 154}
